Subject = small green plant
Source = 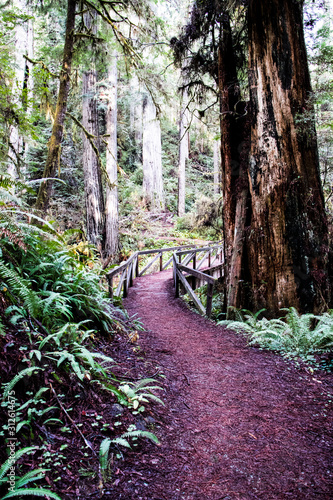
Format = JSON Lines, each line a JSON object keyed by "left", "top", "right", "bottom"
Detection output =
{"left": 99, "top": 427, "right": 159, "bottom": 480}
{"left": 119, "top": 378, "right": 164, "bottom": 412}
{"left": 0, "top": 446, "right": 61, "bottom": 499}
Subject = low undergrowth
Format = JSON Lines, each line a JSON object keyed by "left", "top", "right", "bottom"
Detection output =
{"left": 0, "top": 178, "right": 163, "bottom": 499}
{"left": 218, "top": 307, "right": 333, "bottom": 371}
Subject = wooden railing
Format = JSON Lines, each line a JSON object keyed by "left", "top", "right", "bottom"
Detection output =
{"left": 106, "top": 244, "right": 197, "bottom": 299}
{"left": 173, "top": 243, "right": 224, "bottom": 317}
{"left": 106, "top": 241, "right": 224, "bottom": 318}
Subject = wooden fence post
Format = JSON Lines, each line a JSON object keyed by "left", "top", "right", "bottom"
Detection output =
{"left": 108, "top": 276, "right": 113, "bottom": 298}
{"left": 206, "top": 282, "right": 214, "bottom": 318}
{"left": 135, "top": 255, "right": 139, "bottom": 277}
{"left": 160, "top": 252, "right": 163, "bottom": 271}
{"left": 174, "top": 256, "right": 179, "bottom": 298}
{"left": 129, "top": 262, "right": 133, "bottom": 287}
{"left": 123, "top": 269, "right": 128, "bottom": 298}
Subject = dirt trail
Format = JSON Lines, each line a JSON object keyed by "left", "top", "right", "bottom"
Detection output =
{"left": 121, "top": 270, "right": 333, "bottom": 500}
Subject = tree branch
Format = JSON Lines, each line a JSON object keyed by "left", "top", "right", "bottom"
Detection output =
{"left": 66, "top": 112, "right": 116, "bottom": 189}
{"left": 23, "top": 55, "right": 59, "bottom": 78}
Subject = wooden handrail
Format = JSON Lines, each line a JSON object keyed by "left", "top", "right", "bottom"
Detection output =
{"left": 106, "top": 242, "right": 207, "bottom": 298}
{"left": 177, "top": 264, "right": 215, "bottom": 284}
{"left": 173, "top": 242, "right": 224, "bottom": 317}
{"left": 105, "top": 241, "right": 224, "bottom": 305}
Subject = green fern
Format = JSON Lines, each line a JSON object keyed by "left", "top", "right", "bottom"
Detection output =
{"left": 2, "top": 367, "right": 43, "bottom": 400}
{"left": 99, "top": 429, "right": 159, "bottom": 471}
{"left": 0, "top": 447, "right": 38, "bottom": 482}
{"left": 1, "top": 488, "right": 62, "bottom": 499}
{"left": 0, "top": 261, "right": 41, "bottom": 318}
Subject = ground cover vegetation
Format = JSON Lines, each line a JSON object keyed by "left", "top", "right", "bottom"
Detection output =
{"left": 0, "top": 0, "right": 332, "bottom": 497}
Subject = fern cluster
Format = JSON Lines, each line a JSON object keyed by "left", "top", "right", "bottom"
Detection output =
{"left": 219, "top": 307, "right": 333, "bottom": 365}
{"left": 0, "top": 181, "right": 163, "bottom": 498}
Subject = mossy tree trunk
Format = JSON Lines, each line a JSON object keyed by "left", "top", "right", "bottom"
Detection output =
{"left": 35, "top": 0, "right": 76, "bottom": 212}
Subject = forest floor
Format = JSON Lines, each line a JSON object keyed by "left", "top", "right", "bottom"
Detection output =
{"left": 106, "top": 269, "right": 333, "bottom": 500}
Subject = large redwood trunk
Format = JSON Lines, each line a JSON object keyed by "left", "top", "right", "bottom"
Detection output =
{"left": 35, "top": 0, "right": 76, "bottom": 212}
{"left": 246, "top": 0, "right": 330, "bottom": 313}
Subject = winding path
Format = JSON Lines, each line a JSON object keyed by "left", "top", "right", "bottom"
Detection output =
{"left": 123, "top": 269, "right": 333, "bottom": 500}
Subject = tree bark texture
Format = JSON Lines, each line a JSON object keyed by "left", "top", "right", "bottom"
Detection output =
{"left": 178, "top": 88, "right": 189, "bottom": 216}
{"left": 142, "top": 95, "right": 165, "bottom": 212}
{"left": 82, "top": 9, "right": 105, "bottom": 249}
{"left": 35, "top": 0, "right": 76, "bottom": 212}
{"left": 213, "top": 139, "right": 220, "bottom": 195}
{"left": 247, "top": 0, "right": 330, "bottom": 313}
{"left": 104, "top": 51, "right": 119, "bottom": 258}
{"left": 218, "top": 14, "right": 250, "bottom": 313}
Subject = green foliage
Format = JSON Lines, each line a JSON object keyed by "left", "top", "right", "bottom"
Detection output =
{"left": 99, "top": 427, "right": 159, "bottom": 478}
{"left": 219, "top": 307, "right": 333, "bottom": 366}
{"left": 119, "top": 378, "right": 164, "bottom": 411}
{"left": 2, "top": 368, "right": 43, "bottom": 401}
{"left": 0, "top": 446, "right": 60, "bottom": 500}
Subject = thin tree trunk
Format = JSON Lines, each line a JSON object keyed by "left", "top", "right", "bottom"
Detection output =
{"left": 247, "top": 0, "right": 330, "bottom": 313}
{"left": 142, "top": 95, "right": 165, "bottom": 212}
{"left": 104, "top": 51, "right": 119, "bottom": 258}
{"left": 218, "top": 13, "right": 250, "bottom": 314}
{"left": 213, "top": 139, "right": 220, "bottom": 195}
{"left": 8, "top": 0, "right": 33, "bottom": 178}
{"left": 178, "top": 88, "right": 189, "bottom": 216}
{"left": 82, "top": 9, "right": 104, "bottom": 249}
{"left": 226, "top": 121, "right": 250, "bottom": 317}
{"left": 35, "top": 0, "right": 76, "bottom": 212}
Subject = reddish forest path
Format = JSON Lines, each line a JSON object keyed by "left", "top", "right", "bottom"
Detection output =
{"left": 122, "top": 269, "right": 333, "bottom": 500}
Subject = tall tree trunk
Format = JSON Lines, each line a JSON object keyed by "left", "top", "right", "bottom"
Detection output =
{"left": 82, "top": 9, "right": 104, "bottom": 249}
{"left": 104, "top": 51, "right": 119, "bottom": 258}
{"left": 8, "top": 0, "right": 33, "bottom": 178}
{"left": 226, "top": 119, "right": 250, "bottom": 317}
{"left": 35, "top": 0, "right": 76, "bottom": 212}
{"left": 218, "top": 14, "right": 251, "bottom": 315}
{"left": 177, "top": 88, "right": 189, "bottom": 216}
{"left": 218, "top": 14, "right": 242, "bottom": 271}
{"left": 247, "top": 0, "right": 330, "bottom": 313}
{"left": 129, "top": 74, "right": 142, "bottom": 160}
{"left": 142, "top": 95, "right": 165, "bottom": 212}
{"left": 213, "top": 139, "right": 220, "bottom": 195}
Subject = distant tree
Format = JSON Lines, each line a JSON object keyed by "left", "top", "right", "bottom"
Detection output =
{"left": 142, "top": 94, "right": 165, "bottom": 212}
{"left": 35, "top": 0, "right": 141, "bottom": 214}
{"left": 35, "top": 0, "right": 76, "bottom": 212}
{"left": 81, "top": 8, "right": 105, "bottom": 250}
{"left": 177, "top": 86, "right": 189, "bottom": 216}
{"left": 104, "top": 50, "right": 119, "bottom": 259}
